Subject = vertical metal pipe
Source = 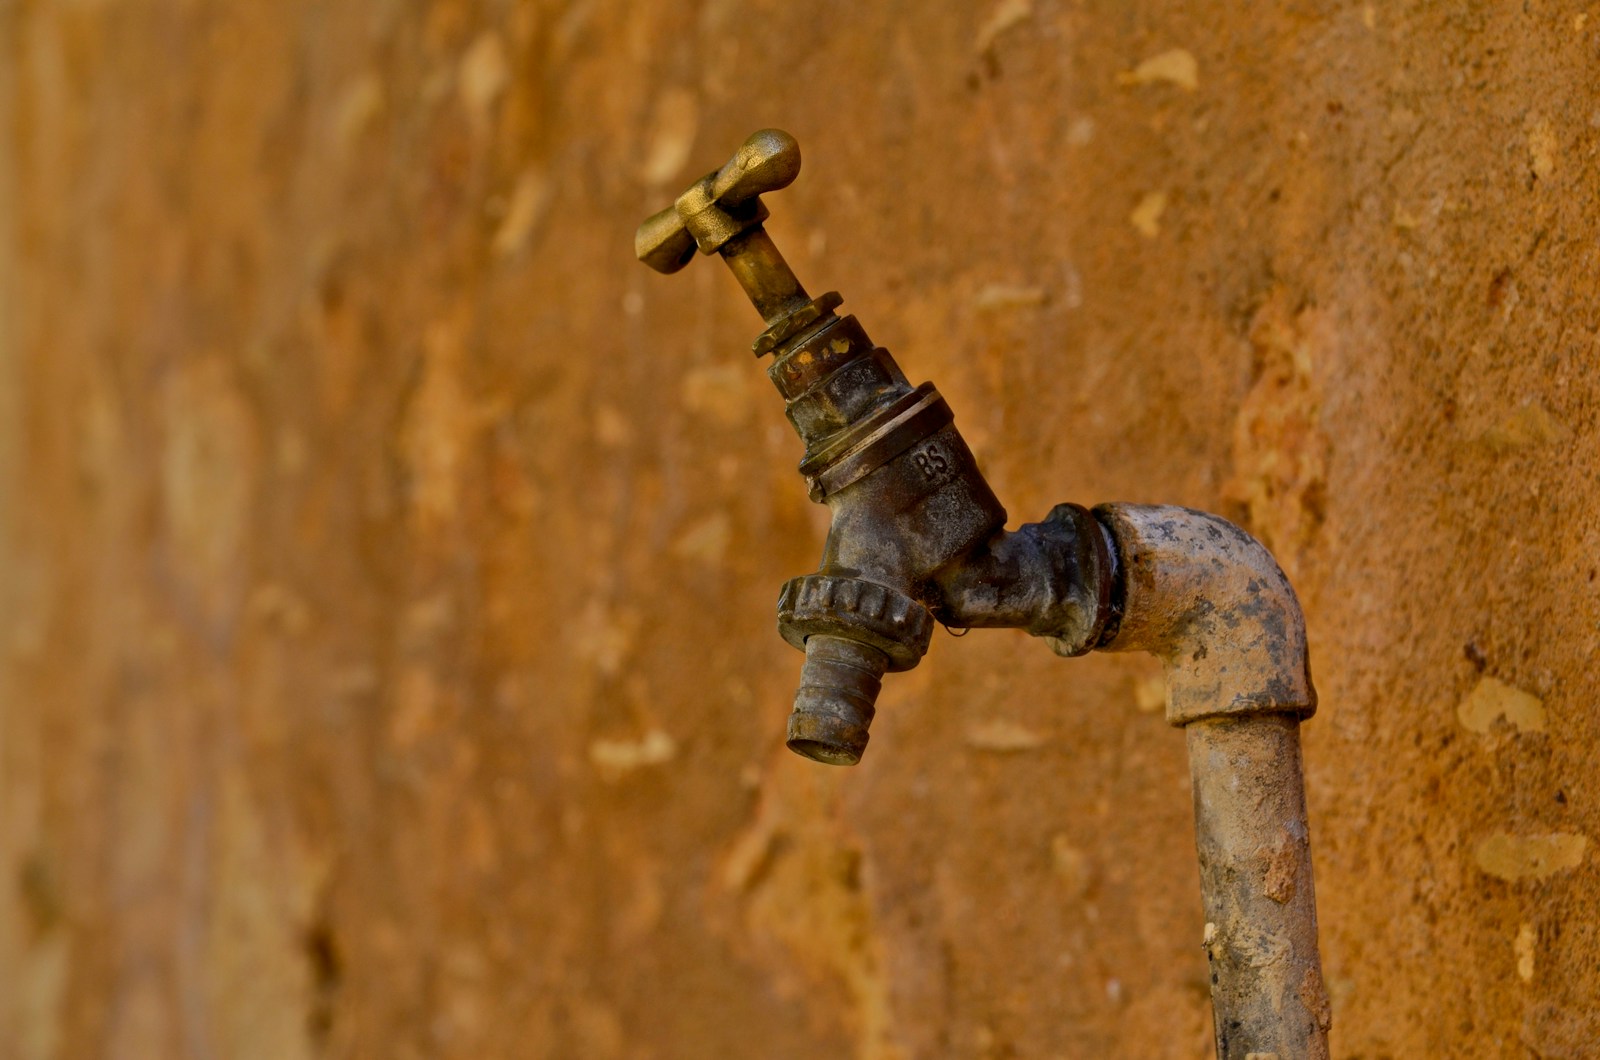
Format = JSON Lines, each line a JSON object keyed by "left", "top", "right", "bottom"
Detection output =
{"left": 1186, "top": 714, "right": 1331, "bottom": 1060}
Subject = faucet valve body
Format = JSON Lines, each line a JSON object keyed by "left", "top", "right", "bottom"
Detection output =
{"left": 762, "top": 301, "right": 1021, "bottom": 761}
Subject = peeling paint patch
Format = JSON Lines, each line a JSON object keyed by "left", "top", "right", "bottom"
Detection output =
{"left": 721, "top": 818, "right": 783, "bottom": 893}
{"left": 1222, "top": 293, "right": 1330, "bottom": 581}
{"left": 332, "top": 72, "right": 384, "bottom": 146}
{"left": 204, "top": 771, "right": 327, "bottom": 1060}
{"left": 974, "top": 0, "right": 1032, "bottom": 55}
{"left": 1392, "top": 203, "right": 1421, "bottom": 230}
{"left": 671, "top": 512, "right": 732, "bottom": 564}
{"left": 1515, "top": 922, "right": 1536, "bottom": 982}
{"left": 458, "top": 33, "right": 509, "bottom": 129}
{"left": 492, "top": 168, "right": 551, "bottom": 258}
{"left": 711, "top": 768, "right": 899, "bottom": 1057}
{"left": 1527, "top": 116, "right": 1557, "bottom": 182}
{"left": 161, "top": 359, "right": 260, "bottom": 630}
{"left": 1481, "top": 400, "right": 1571, "bottom": 452}
{"left": 1458, "top": 675, "right": 1547, "bottom": 734}
{"left": 1329, "top": 976, "right": 1356, "bottom": 1011}
{"left": 399, "top": 315, "right": 486, "bottom": 538}
{"left": 972, "top": 284, "right": 1047, "bottom": 311}
{"left": 575, "top": 601, "right": 642, "bottom": 678}
{"left": 1118, "top": 48, "right": 1199, "bottom": 91}
{"left": 965, "top": 719, "right": 1046, "bottom": 751}
{"left": 389, "top": 666, "right": 441, "bottom": 748}
{"left": 594, "top": 404, "right": 632, "bottom": 448}
{"left": 249, "top": 582, "right": 313, "bottom": 636}
{"left": 681, "top": 363, "right": 751, "bottom": 426}
{"left": 589, "top": 730, "right": 677, "bottom": 780}
{"left": 1475, "top": 832, "right": 1588, "bottom": 880}
{"left": 1050, "top": 835, "right": 1091, "bottom": 898}
{"left": 1129, "top": 191, "right": 1167, "bottom": 238}
{"left": 1132, "top": 673, "right": 1166, "bottom": 713}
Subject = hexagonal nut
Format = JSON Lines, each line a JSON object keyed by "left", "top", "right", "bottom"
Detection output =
{"left": 753, "top": 291, "right": 843, "bottom": 356}
{"left": 777, "top": 574, "right": 934, "bottom": 672}
{"left": 1037, "top": 502, "right": 1116, "bottom": 657}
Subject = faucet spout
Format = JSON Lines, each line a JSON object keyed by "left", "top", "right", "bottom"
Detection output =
{"left": 786, "top": 635, "right": 887, "bottom": 765}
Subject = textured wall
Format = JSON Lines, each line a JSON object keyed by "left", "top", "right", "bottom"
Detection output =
{"left": 2, "top": 2, "right": 1598, "bottom": 1057}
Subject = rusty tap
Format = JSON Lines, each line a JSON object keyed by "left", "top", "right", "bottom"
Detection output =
{"left": 635, "top": 130, "right": 1330, "bottom": 1057}
{"left": 635, "top": 129, "right": 1115, "bottom": 766}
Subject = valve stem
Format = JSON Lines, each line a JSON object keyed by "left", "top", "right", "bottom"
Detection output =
{"left": 720, "top": 227, "right": 811, "bottom": 324}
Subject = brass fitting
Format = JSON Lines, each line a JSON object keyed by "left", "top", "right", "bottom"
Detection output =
{"left": 636, "top": 129, "right": 810, "bottom": 322}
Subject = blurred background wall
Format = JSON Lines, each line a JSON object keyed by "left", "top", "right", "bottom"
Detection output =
{"left": 1, "top": 1, "right": 1597, "bottom": 1057}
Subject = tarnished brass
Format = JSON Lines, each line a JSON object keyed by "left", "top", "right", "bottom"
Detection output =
{"left": 635, "top": 128, "right": 809, "bottom": 323}
{"left": 634, "top": 129, "right": 1114, "bottom": 764}
{"left": 635, "top": 130, "right": 791, "bottom": 263}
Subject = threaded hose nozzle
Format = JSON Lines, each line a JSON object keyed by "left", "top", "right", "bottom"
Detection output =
{"left": 785, "top": 635, "right": 888, "bottom": 766}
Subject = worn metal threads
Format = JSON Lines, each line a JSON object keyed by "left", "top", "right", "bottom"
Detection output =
{"left": 786, "top": 635, "right": 888, "bottom": 766}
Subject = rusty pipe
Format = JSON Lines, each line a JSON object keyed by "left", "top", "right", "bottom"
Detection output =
{"left": 1096, "top": 504, "right": 1330, "bottom": 1060}
{"left": 1187, "top": 716, "right": 1329, "bottom": 1060}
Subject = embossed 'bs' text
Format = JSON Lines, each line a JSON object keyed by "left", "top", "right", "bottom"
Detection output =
{"left": 912, "top": 442, "right": 950, "bottom": 480}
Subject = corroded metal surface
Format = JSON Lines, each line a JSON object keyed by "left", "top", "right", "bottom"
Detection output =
{"left": 1098, "top": 503, "right": 1328, "bottom": 1058}
{"left": 1096, "top": 503, "right": 1317, "bottom": 726}
{"left": 1188, "top": 716, "right": 1331, "bottom": 1060}
{"left": 635, "top": 129, "right": 801, "bottom": 272}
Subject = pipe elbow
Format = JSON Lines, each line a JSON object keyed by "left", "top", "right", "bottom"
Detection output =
{"left": 1094, "top": 503, "right": 1316, "bottom": 726}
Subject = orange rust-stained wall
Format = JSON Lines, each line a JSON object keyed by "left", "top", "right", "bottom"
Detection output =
{"left": 2, "top": 3, "right": 1598, "bottom": 1058}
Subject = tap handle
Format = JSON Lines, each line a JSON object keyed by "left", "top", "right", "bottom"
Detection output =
{"left": 708, "top": 128, "right": 801, "bottom": 205}
{"left": 635, "top": 129, "right": 802, "bottom": 274}
{"left": 634, "top": 205, "right": 698, "bottom": 274}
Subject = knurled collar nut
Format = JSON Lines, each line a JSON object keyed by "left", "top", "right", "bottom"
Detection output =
{"left": 777, "top": 574, "right": 933, "bottom": 672}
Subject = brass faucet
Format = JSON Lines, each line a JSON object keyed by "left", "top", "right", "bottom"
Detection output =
{"left": 637, "top": 130, "right": 1331, "bottom": 1058}
{"left": 638, "top": 129, "right": 1115, "bottom": 766}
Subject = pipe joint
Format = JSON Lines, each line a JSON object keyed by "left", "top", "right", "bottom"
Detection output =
{"left": 1094, "top": 503, "right": 1317, "bottom": 727}
{"left": 933, "top": 503, "right": 1116, "bottom": 656}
